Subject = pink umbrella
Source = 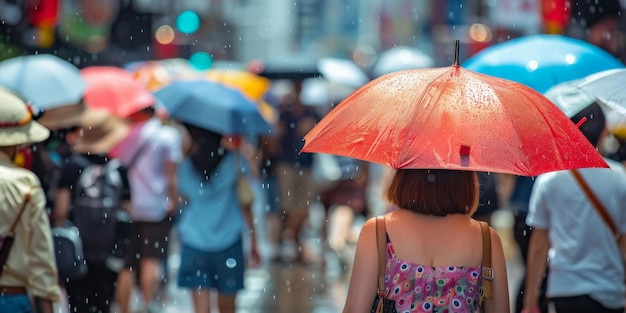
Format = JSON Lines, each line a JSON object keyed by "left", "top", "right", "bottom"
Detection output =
{"left": 81, "top": 66, "right": 156, "bottom": 118}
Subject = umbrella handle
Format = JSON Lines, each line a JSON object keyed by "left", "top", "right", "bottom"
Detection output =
{"left": 454, "top": 39, "right": 460, "bottom": 66}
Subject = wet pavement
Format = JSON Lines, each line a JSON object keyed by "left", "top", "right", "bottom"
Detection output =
{"left": 56, "top": 203, "right": 525, "bottom": 313}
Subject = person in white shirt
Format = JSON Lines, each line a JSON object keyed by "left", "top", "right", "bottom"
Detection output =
{"left": 523, "top": 83, "right": 626, "bottom": 313}
{"left": 111, "top": 106, "right": 183, "bottom": 313}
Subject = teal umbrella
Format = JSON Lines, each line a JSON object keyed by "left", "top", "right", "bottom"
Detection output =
{"left": 463, "top": 34, "right": 624, "bottom": 93}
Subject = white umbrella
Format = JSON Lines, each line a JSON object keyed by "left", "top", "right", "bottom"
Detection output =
{"left": 299, "top": 77, "right": 356, "bottom": 107}
{"left": 576, "top": 68, "right": 626, "bottom": 116}
{"left": 574, "top": 69, "right": 626, "bottom": 139}
{"left": 317, "top": 57, "right": 369, "bottom": 88}
{"left": 371, "top": 46, "right": 435, "bottom": 78}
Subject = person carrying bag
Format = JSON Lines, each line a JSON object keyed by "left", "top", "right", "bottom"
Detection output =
{"left": 0, "top": 89, "right": 61, "bottom": 313}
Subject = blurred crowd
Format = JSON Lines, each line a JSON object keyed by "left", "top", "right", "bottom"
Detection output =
{"left": 1, "top": 1, "right": 626, "bottom": 313}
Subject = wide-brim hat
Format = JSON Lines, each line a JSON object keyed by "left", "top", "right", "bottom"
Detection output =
{"left": 73, "top": 108, "right": 130, "bottom": 155}
{"left": 36, "top": 102, "right": 86, "bottom": 131}
{"left": 0, "top": 88, "right": 50, "bottom": 147}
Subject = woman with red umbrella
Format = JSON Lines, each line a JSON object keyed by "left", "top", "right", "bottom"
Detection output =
{"left": 304, "top": 43, "right": 608, "bottom": 313}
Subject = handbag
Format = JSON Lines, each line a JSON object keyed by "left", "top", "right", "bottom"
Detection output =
{"left": 236, "top": 155, "right": 255, "bottom": 207}
{"left": 571, "top": 169, "right": 619, "bottom": 237}
{"left": 372, "top": 216, "right": 397, "bottom": 313}
{"left": 479, "top": 221, "right": 494, "bottom": 308}
{"left": 0, "top": 190, "right": 32, "bottom": 278}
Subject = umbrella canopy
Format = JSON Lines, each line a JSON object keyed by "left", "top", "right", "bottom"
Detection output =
{"left": 302, "top": 65, "right": 608, "bottom": 176}
{"left": 250, "top": 56, "right": 321, "bottom": 80}
{"left": 250, "top": 56, "right": 370, "bottom": 99}
{"left": 81, "top": 66, "right": 156, "bottom": 118}
{"left": 0, "top": 54, "right": 86, "bottom": 110}
{"left": 576, "top": 68, "right": 626, "bottom": 116}
{"left": 154, "top": 80, "right": 274, "bottom": 136}
{"left": 299, "top": 77, "right": 356, "bottom": 107}
{"left": 317, "top": 57, "right": 369, "bottom": 88}
{"left": 205, "top": 68, "right": 278, "bottom": 124}
{"left": 463, "top": 34, "right": 624, "bottom": 93}
{"left": 574, "top": 69, "right": 626, "bottom": 139}
{"left": 205, "top": 68, "right": 271, "bottom": 101}
{"left": 371, "top": 46, "right": 436, "bottom": 78}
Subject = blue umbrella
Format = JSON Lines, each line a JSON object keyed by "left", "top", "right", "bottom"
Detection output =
{"left": 0, "top": 54, "right": 86, "bottom": 110}
{"left": 155, "top": 80, "right": 274, "bottom": 136}
{"left": 463, "top": 34, "right": 624, "bottom": 93}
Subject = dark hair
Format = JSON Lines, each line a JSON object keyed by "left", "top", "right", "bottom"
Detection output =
{"left": 571, "top": 102, "right": 606, "bottom": 147}
{"left": 386, "top": 169, "right": 479, "bottom": 216}
{"left": 183, "top": 123, "right": 226, "bottom": 181}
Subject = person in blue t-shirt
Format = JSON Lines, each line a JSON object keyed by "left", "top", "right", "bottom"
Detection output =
{"left": 175, "top": 123, "right": 260, "bottom": 313}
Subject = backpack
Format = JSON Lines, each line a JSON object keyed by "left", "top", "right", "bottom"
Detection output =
{"left": 51, "top": 224, "right": 88, "bottom": 282}
{"left": 70, "top": 155, "right": 125, "bottom": 263}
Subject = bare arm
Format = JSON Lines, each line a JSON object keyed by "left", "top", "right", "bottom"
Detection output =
{"left": 52, "top": 188, "right": 70, "bottom": 227}
{"left": 164, "top": 160, "right": 179, "bottom": 215}
{"left": 343, "top": 218, "right": 378, "bottom": 313}
{"left": 483, "top": 227, "right": 510, "bottom": 313}
{"left": 523, "top": 228, "right": 549, "bottom": 312}
{"left": 240, "top": 200, "right": 260, "bottom": 267}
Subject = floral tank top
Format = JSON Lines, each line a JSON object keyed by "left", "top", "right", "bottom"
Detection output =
{"left": 384, "top": 235, "right": 484, "bottom": 312}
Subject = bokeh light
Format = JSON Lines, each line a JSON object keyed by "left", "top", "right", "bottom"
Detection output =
{"left": 155, "top": 25, "right": 175, "bottom": 44}
{"left": 189, "top": 52, "right": 213, "bottom": 70}
{"left": 176, "top": 11, "right": 201, "bottom": 34}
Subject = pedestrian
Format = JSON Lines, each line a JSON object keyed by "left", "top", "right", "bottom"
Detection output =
{"left": 175, "top": 123, "right": 260, "bottom": 313}
{"left": 566, "top": 0, "right": 623, "bottom": 57}
{"left": 258, "top": 133, "right": 283, "bottom": 262}
{"left": 318, "top": 156, "right": 369, "bottom": 271}
{"left": 274, "top": 80, "right": 320, "bottom": 263}
{"left": 343, "top": 169, "right": 510, "bottom": 313}
{"left": 522, "top": 82, "right": 626, "bottom": 313}
{"left": 111, "top": 105, "right": 183, "bottom": 313}
{"left": 0, "top": 90, "right": 61, "bottom": 313}
{"left": 51, "top": 108, "right": 131, "bottom": 313}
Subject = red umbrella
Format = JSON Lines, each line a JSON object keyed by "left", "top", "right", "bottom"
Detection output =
{"left": 302, "top": 57, "right": 608, "bottom": 176}
{"left": 81, "top": 66, "right": 156, "bottom": 118}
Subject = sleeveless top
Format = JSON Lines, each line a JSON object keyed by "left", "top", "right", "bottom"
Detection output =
{"left": 384, "top": 234, "right": 484, "bottom": 312}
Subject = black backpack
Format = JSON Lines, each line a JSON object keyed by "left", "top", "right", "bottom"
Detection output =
{"left": 70, "top": 155, "right": 125, "bottom": 263}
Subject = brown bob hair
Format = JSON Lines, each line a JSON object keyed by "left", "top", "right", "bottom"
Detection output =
{"left": 386, "top": 169, "right": 479, "bottom": 216}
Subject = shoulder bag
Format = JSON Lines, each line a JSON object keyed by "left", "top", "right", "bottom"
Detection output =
{"left": 571, "top": 169, "right": 619, "bottom": 237}
{"left": 480, "top": 221, "right": 494, "bottom": 308}
{"left": 0, "top": 191, "right": 32, "bottom": 278}
{"left": 236, "top": 154, "right": 254, "bottom": 208}
{"left": 371, "top": 216, "right": 397, "bottom": 313}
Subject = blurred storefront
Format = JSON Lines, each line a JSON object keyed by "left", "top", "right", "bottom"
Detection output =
{"left": 0, "top": 0, "right": 623, "bottom": 68}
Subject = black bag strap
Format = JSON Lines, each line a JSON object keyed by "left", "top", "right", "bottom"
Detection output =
{"left": 571, "top": 169, "right": 618, "bottom": 237}
{"left": 480, "top": 221, "right": 493, "bottom": 299}
{"left": 375, "top": 216, "right": 387, "bottom": 313}
{"left": 9, "top": 190, "right": 32, "bottom": 233}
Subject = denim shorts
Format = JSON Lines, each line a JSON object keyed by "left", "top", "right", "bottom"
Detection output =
{"left": 177, "top": 238, "right": 244, "bottom": 294}
{"left": 0, "top": 294, "right": 32, "bottom": 313}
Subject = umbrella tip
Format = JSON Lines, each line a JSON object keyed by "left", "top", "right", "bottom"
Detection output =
{"left": 454, "top": 39, "right": 460, "bottom": 66}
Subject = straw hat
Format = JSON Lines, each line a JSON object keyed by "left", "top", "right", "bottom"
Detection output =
{"left": 72, "top": 108, "right": 130, "bottom": 154}
{"left": 0, "top": 88, "right": 50, "bottom": 147}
